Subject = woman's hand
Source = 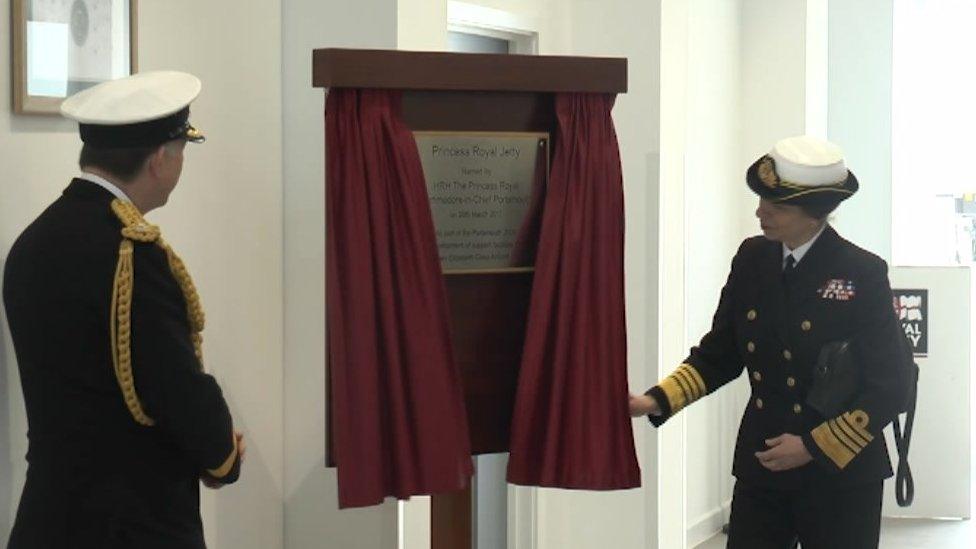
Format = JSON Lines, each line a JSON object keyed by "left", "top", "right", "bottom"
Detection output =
{"left": 755, "top": 434, "right": 813, "bottom": 471}
{"left": 629, "top": 394, "right": 662, "bottom": 417}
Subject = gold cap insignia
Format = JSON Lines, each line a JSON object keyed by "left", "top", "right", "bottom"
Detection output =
{"left": 185, "top": 126, "right": 206, "bottom": 143}
{"left": 757, "top": 156, "right": 780, "bottom": 189}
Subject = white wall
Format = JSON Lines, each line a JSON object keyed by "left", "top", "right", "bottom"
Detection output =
{"left": 827, "top": 0, "right": 893, "bottom": 261}
{"left": 399, "top": 0, "right": 448, "bottom": 51}
{"left": 739, "top": 0, "right": 813, "bottom": 227}
{"left": 681, "top": 1, "right": 749, "bottom": 546}
{"left": 734, "top": 0, "right": 894, "bottom": 260}
{"left": 281, "top": 1, "right": 400, "bottom": 549}
{"left": 656, "top": 2, "right": 690, "bottom": 545}
{"left": 1, "top": 1, "right": 284, "bottom": 548}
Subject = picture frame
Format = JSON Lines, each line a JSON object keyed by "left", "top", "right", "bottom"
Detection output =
{"left": 12, "top": 0, "right": 138, "bottom": 115}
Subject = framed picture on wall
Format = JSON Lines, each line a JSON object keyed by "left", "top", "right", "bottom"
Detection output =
{"left": 12, "top": 0, "right": 138, "bottom": 115}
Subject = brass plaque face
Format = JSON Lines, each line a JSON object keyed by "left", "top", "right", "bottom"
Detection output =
{"left": 415, "top": 132, "right": 549, "bottom": 273}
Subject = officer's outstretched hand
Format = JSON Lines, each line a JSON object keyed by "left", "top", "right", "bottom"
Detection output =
{"left": 755, "top": 434, "right": 813, "bottom": 472}
{"left": 629, "top": 394, "right": 661, "bottom": 417}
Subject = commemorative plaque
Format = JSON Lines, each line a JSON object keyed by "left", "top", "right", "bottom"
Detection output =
{"left": 415, "top": 132, "right": 549, "bottom": 273}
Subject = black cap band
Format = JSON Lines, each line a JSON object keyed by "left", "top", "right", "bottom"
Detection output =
{"left": 79, "top": 107, "right": 194, "bottom": 148}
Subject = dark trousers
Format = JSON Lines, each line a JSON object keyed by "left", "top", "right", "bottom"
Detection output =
{"left": 726, "top": 480, "right": 883, "bottom": 549}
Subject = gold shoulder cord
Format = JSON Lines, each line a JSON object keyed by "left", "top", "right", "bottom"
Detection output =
{"left": 110, "top": 199, "right": 206, "bottom": 426}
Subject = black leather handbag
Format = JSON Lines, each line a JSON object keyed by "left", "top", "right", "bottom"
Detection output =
{"left": 807, "top": 341, "right": 858, "bottom": 418}
{"left": 806, "top": 338, "right": 919, "bottom": 506}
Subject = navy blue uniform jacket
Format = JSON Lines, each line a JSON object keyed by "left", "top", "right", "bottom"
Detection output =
{"left": 648, "top": 227, "right": 911, "bottom": 488}
{"left": 4, "top": 179, "right": 240, "bottom": 549}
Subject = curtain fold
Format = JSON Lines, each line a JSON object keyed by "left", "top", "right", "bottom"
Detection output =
{"left": 325, "top": 88, "right": 473, "bottom": 508}
{"left": 507, "top": 93, "right": 640, "bottom": 489}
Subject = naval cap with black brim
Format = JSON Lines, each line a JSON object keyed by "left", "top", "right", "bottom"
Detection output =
{"left": 60, "top": 71, "right": 206, "bottom": 148}
{"left": 746, "top": 135, "right": 859, "bottom": 209}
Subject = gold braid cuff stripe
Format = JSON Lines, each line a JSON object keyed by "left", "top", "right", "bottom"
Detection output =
{"left": 207, "top": 434, "right": 239, "bottom": 479}
{"left": 110, "top": 199, "right": 206, "bottom": 426}
{"left": 810, "top": 409, "right": 874, "bottom": 469}
{"left": 657, "top": 363, "right": 707, "bottom": 415}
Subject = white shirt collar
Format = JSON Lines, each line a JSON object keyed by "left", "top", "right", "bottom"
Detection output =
{"left": 783, "top": 223, "right": 828, "bottom": 267}
{"left": 78, "top": 171, "right": 131, "bottom": 202}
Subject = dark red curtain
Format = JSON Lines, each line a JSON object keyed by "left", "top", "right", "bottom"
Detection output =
{"left": 326, "top": 88, "right": 473, "bottom": 508}
{"left": 507, "top": 93, "right": 640, "bottom": 489}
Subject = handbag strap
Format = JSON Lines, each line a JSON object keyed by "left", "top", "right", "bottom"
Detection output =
{"left": 892, "top": 379, "right": 917, "bottom": 507}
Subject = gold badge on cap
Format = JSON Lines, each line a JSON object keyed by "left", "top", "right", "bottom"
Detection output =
{"left": 757, "top": 156, "right": 780, "bottom": 189}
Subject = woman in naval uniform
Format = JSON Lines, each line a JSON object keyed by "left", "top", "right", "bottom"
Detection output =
{"left": 629, "top": 136, "right": 912, "bottom": 549}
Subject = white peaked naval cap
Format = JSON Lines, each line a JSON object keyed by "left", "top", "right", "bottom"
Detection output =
{"left": 746, "top": 135, "right": 858, "bottom": 206}
{"left": 60, "top": 71, "right": 205, "bottom": 148}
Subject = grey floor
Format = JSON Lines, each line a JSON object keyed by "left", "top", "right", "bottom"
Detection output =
{"left": 695, "top": 517, "right": 973, "bottom": 549}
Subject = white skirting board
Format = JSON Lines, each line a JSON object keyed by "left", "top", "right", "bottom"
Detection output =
{"left": 686, "top": 500, "right": 732, "bottom": 548}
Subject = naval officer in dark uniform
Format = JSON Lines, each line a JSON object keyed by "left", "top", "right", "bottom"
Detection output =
{"left": 3, "top": 71, "right": 243, "bottom": 549}
{"left": 629, "top": 136, "right": 912, "bottom": 548}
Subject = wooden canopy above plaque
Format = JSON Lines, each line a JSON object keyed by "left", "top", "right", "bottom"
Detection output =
{"left": 313, "top": 48, "right": 626, "bottom": 93}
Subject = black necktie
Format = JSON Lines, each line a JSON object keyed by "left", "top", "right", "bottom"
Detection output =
{"left": 783, "top": 254, "right": 797, "bottom": 285}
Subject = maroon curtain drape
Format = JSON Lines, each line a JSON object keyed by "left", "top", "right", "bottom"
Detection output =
{"left": 326, "top": 88, "right": 473, "bottom": 508}
{"left": 506, "top": 93, "right": 640, "bottom": 489}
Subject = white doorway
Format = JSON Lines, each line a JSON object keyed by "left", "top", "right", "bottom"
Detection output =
{"left": 447, "top": 1, "right": 538, "bottom": 56}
